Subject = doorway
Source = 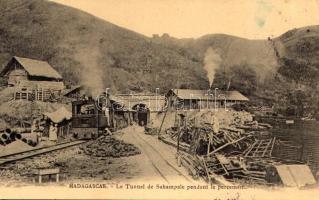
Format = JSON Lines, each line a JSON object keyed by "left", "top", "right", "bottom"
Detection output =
{"left": 132, "top": 103, "right": 150, "bottom": 126}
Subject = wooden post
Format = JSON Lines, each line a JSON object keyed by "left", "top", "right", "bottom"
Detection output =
{"left": 38, "top": 175, "right": 42, "bottom": 183}
{"left": 207, "top": 135, "right": 211, "bottom": 155}
{"left": 158, "top": 109, "right": 168, "bottom": 139}
{"left": 66, "top": 124, "right": 70, "bottom": 137}
{"left": 56, "top": 173, "right": 59, "bottom": 182}
{"left": 177, "top": 130, "right": 181, "bottom": 153}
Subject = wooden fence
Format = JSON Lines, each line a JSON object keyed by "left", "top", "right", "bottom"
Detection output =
{"left": 14, "top": 88, "right": 59, "bottom": 102}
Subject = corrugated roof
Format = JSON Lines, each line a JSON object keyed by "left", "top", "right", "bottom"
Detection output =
{"left": 169, "top": 89, "right": 249, "bottom": 101}
{"left": 171, "top": 89, "right": 209, "bottom": 99}
{"left": 224, "top": 90, "right": 249, "bottom": 101}
{"left": 275, "top": 164, "right": 317, "bottom": 187}
{"left": 1, "top": 56, "right": 62, "bottom": 79}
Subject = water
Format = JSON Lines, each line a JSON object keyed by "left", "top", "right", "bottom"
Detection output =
{"left": 258, "top": 117, "right": 319, "bottom": 172}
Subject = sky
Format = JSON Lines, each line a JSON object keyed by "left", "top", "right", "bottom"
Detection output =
{"left": 51, "top": 0, "right": 319, "bottom": 39}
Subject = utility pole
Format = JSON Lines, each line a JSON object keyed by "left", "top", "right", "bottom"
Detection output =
{"left": 214, "top": 88, "right": 219, "bottom": 111}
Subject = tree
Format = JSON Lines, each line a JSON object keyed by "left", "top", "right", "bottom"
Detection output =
{"left": 212, "top": 63, "right": 257, "bottom": 95}
{"left": 278, "top": 58, "right": 319, "bottom": 87}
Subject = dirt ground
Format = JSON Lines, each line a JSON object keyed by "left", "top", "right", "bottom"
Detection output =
{"left": 0, "top": 125, "right": 197, "bottom": 186}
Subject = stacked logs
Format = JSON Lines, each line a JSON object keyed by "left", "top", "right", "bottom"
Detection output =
{"left": 0, "top": 128, "right": 37, "bottom": 147}
{"left": 165, "top": 125, "right": 253, "bottom": 154}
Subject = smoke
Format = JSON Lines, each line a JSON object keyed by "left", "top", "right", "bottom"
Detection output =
{"left": 203, "top": 47, "right": 222, "bottom": 87}
{"left": 75, "top": 44, "right": 104, "bottom": 98}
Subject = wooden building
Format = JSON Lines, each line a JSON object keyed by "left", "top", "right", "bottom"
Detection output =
{"left": 166, "top": 89, "right": 249, "bottom": 110}
{"left": 42, "top": 106, "right": 72, "bottom": 141}
{"left": 0, "top": 56, "right": 65, "bottom": 101}
{"left": 0, "top": 56, "right": 64, "bottom": 89}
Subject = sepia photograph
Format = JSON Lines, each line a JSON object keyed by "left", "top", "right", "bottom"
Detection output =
{"left": 0, "top": 0, "right": 318, "bottom": 199}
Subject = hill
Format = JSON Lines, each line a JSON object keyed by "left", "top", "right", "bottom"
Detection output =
{"left": 0, "top": 0, "right": 208, "bottom": 96}
{"left": 0, "top": 0, "right": 318, "bottom": 116}
{"left": 151, "top": 28, "right": 319, "bottom": 116}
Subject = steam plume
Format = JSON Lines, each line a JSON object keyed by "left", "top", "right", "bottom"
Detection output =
{"left": 75, "top": 40, "right": 104, "bottom": 98}
{"left": 203, "top": 47, "right": 222, "bottom": 87}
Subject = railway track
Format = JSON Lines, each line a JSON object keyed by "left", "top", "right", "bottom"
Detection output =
{"left": 0, "top": 140, "right": 86, "bottom": 165}
{"left": 131, "top": 132, "right": 193, "bottom": 184}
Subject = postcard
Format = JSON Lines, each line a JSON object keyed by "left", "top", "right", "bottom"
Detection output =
{"left": 0, "top": 0, "right": 318, "bottom": 199}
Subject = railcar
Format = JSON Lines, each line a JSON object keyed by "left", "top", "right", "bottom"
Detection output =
{"left": 71, "top": 98, "right": 108, "bottom": 139}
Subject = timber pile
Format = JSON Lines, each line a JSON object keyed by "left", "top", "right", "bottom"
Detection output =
{"left": 178, "top": 151, "right": 206, "bottom": 179}
{"left": 162, "top": 111, "right": 283, "bottom": 185}
{"left": 178, "top": 147, "right": 280, "bottom": 185}
{"left": 81, "top": 136, "right": 141, "bottom": 158}
{"left": 169, "top": 123, "right": 272, "bottom": 184}
{"left": 161, "top": 110, "right": 312, "bottom": 186}
{"left": 236, "top": 121, "right": 272, "bottom": 131}
{"left": 165, "top": 124, "right": 254, "bottom": 155}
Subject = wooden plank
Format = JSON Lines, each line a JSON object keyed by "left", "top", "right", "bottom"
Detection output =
{"left": 215, "top": 154, "right": 229, "bottom": 176}
{"left": 37, "top": 168, "right": 60, "bottom": 175}
{"left": 262, "top": 139, "right": 273, "bottom": 157}
{"left": 269, "top": 137, "right": 276, "bottom": 157}
{"left": 200, "top": 156, "right": 212, "bottom": 183}
{"left": 244, "top": 140, "right": 257, "bottom": 156}
{"left": 208, "top": 135, "right": 251, "bottom": 156}
{"left": 252, "top": 140, "right": 264, "bottom": 157}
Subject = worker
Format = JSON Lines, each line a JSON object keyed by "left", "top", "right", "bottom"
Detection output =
{"left": 31, "top": 120, "right": 37, "bottom": 134}
{"left": 140, "top": 120, "right": 145, "bottom": 126}
{"left": 103, "top": 106, "right": 110, "bottom": 127}
{"left": 49, "top": 122, "right": 58, "bottom": 142}
{"left": 31, "top": 119, "right": 41, "bottom": 144}
{"left": 211, "top": 115, "right": 220, "bottom": 133}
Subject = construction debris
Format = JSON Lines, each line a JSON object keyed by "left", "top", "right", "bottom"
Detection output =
{"left": 81, "top": 136, "right": 141, "bottom": 158}
{"left": 159, "top": 110, "right": 316, "bottom": 186}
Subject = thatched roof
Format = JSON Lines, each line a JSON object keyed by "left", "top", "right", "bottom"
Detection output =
{"left": 1, "top": 56, "right": 62, "bottom": 80}
{"left": 43, "top": 106, "right": 72, "bottom": 124}
{"left": 168, "top": 89, "right": 249, "bottom": 101}
{"left": 62, "top": 85, "right": 83, "bottom": 96}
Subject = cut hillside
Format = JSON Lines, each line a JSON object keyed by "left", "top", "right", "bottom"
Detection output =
{"left": 152, "top": 34, "right": 279, "bottom": 82}
{"left": 190, "top": 34, "right": 278, "bottom": 78}
{"left": 151, "top": 29, "right": 319, "bottom": 116}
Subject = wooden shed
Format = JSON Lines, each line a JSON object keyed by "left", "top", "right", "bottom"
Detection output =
{"left": 0, "top": 56, "right": 64, "bottom": 91}
{"left": 165, "top": 89, "right": 249, "bottom": 110}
